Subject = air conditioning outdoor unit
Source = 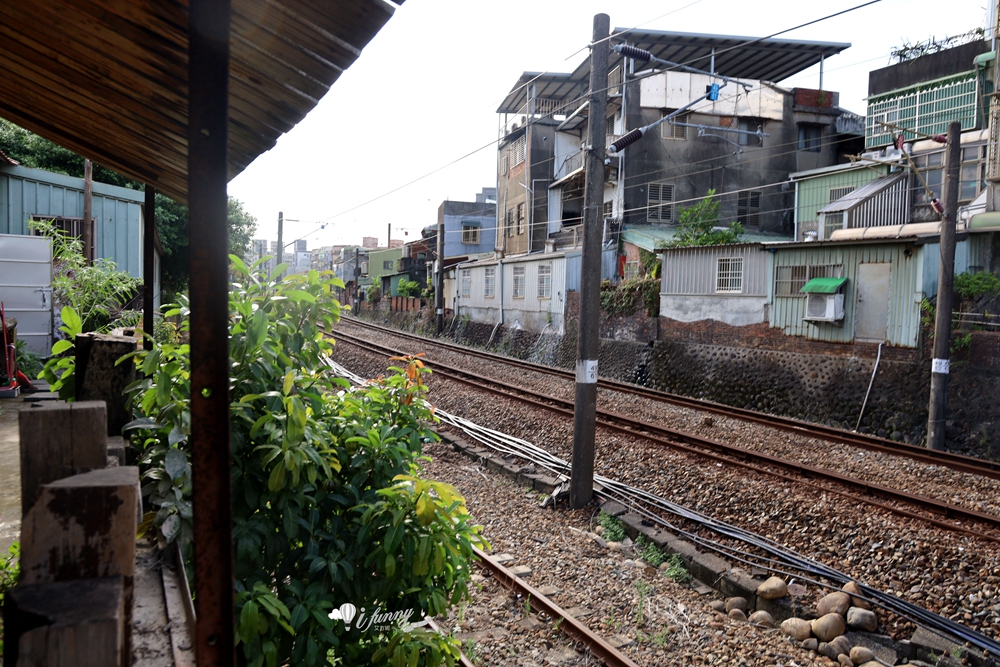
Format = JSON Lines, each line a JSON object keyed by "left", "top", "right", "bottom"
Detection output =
{"left": 804, "top": 293, "right": 844, "bottom": 322}
{"left": 860, "top": 150, "right": 881, "bottom": 160}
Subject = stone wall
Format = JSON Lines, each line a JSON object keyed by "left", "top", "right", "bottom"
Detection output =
{"left": 352, "top": 308, "right": 1000, "bottom": 459}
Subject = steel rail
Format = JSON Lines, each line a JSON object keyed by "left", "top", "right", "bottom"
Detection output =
{"left": 472, "top": 547, "right": 641, "bottom": 667}
{"left": 337, "top": 318, "right": 1000, "bottom": 481}
{"left": 333, "top": 330, "right": 1000, "bottom": 543}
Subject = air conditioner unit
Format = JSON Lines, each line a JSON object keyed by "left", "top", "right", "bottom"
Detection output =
{"left": 804, "top": 293, "right": 844, "bottom": 322}
{"left": 861, "top": 150, "right": 881, "bottom": 160}
{"left": 884, "top": 147, "right": 903, "bottom": 159}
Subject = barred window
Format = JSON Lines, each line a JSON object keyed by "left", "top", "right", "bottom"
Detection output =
{"left": 516, "top": 202, "right": 526, "bottom": 234}
{"left": 460, "top": 269, "right": 471, "bottom": 298}
{"left": 716, "top": 257, "right": 743, "bottom": 293}
{"left": 647, "top": 183, "right": 674, "bottom": 222}
{"left": 484, "top": 267, "right": 496, "bottom": 298}
{"left": 512, "top": 266, "right": 525, "bottom": 298}
{"left": 603, "top": 201, "right": 614, "bottom": 218}
{"left": 506, "top": 208, "right": 515, "bottom": 238}
{"left": 829, "top": 186, "right": 855, "bottom": 202}
{"left": 538, "top": 263, "right": 552, "bottom": 298}
{"left": 383, "top": 260, "right": 393, "bottom": 270}
{"left": 661, "top": 111, "right": 688, "bottom": 139}
{"left": 822, "top": 212, "right": 844, "bottom": 240}
{"left": 624, "top": 260, "right": 640, "bottom": 281}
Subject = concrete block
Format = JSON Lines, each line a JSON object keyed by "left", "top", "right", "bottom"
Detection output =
{"left": 599, "top": 500, "right": 628, "bottom": 517}
{"left": 19, "top": 401, "right": 108, "bottom": 518}
{"left": 665, "top": 539, "right": 701, "bottom": 570}
{"left": 619, "top": 512, "right": 648, "bottom": 538}
{"left": 4, "top": 576, "right": 125, "bottom": 667}
{"left": 75, "top": 333, "right": 137, "bottom": 436}
{"left": 688, "top": 550, "right": 729, "bottom": 586}
{"left": 718, "top": 570, "right": 765, "bottom": 606}
{"left": 106, "top": 436, "right": 126, "bottom": 467}
{"left": 756, "top": 593, "right": 802, "bottom": 623}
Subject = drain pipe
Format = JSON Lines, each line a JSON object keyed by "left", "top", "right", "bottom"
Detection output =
{"left": 854, "top": 342, "right": 884, "bottom": 432}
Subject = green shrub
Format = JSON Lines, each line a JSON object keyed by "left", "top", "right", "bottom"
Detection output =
{"left": 39, "top": 305, "right": 84, "bottom": 400}
{"left": 397, "top": 279, "right": 422, "bottom": 298}
{"left": 955, "top": 271, "right": 1000, "bottom": 302}
{"left": 600, "top": 277, "right": 660, "bottom": 318}
{"left": 0, "top": 542, "right": 19, "bottom": 655}
{"left": 15, "top": 340, "right": 43, "bottom": 378}
{"left": 123, "top": 258, "right": 485, "bottom": 666}
{"left": 661, "top": 554, "right": 690, "bottom": 583}
{"left": 598, "top": 512, "right": 627, "bottom": 542}
{"left": 636, "top": 536, "right": 667, "bottom": 567}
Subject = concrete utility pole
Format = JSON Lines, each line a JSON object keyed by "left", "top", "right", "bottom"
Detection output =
{"left": 926, "top": 121, "right": 961, "bottom": 451}
{"left": 570, "top": 13, "right": 609, "bottom": 509}
{"left": 83, "top": 158, "right": 92, "bottom": 264}
{"left": 436, "top": 213, "right": 445, "bottom": 334}
{"left": 276, "top": 211, "right": 284, "bottom": 267}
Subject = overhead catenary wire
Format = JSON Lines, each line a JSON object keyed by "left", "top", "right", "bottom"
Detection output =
{"left": 323, "top": 356, "right": 1000, "bottom": 660}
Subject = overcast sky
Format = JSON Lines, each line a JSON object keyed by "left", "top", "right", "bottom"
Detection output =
{"left": 227, "top": 0, "right": 991, "bottom": 249}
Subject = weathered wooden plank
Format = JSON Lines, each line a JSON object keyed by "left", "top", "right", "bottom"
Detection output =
{"left": 18, "top": 401, "right": 108, "bottom": 518}
{"left": 4, "top": 576, "right": 125, "bottom": 667}
{"left": 75, "top": 334, "right": 139, "bottom": 436}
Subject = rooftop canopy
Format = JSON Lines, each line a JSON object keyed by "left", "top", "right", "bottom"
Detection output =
{"left": 0, "top": 0, "right": 401, "bottom": 204}
{"left": 497, "top": 28, "right": 849, "bottom": 114}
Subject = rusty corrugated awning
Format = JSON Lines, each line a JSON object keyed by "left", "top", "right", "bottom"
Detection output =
{"left": 0, "top": 0, "right": 402, "bottom": 204}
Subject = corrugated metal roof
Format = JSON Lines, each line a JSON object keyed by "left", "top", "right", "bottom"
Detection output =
{"left": 497, "top": 29, "right": 849, "bottom": 114}
{"left": 818, "top": 174, "right": 906, "bottom": 214}
{"left": 624, "top": 225, "right": 791, "bottom": 251}
{"left": 0, "top": 0, "right": 400, "bottom": 204}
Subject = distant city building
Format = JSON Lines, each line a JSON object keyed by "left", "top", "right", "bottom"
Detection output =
{"left": 388, "top": 239, "right": 404, "bottom": 249}
{"left": 362, "top": 236, "right": 379, "bottom": 248}
{"left": 294, "top": 239, "right": 308, "bottom": 252}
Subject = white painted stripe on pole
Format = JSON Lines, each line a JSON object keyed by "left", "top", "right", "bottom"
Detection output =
{"left": 436, "top": 309, "right": 443, "bottom": 315}
{"left": 576, "top": 359, "right": 598, "bottom": 384}
{"left": 932, "top": 358, "right": 950, "bottom": 374}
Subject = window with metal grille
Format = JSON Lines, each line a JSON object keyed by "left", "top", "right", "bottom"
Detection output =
{"left": 606, "top": 113, "right": 617, "bottom": 137}
{"left": 798, "top": 124, "right": 822, "bottom": 152}
{"left": 737, "top": 191, "right": 761, "bottom": 228}
{"left": 537, "top": 263, "right": 552, "bottom": 298}
{"left": 510, "top": 135, "right": 526, "bottom": 168}
{"left": 500, "top": 154, "right": 508, "bottom": 175}
{"left": 775, "top": 264, "right": 842, "bottom": 296}
{"left": 603, "top": 201, "right": 614, "bottom": 218}
{"left": 716, "top": 257, "right": 743, "bottom": 293}
{"left": 624, "top": 260, "right": 640, "bottom": 280}
{"left": 484, "top": 267, "right": 496, "bottom": 298}
{"left": 383, "top": 260, "right": 393, "bottom": 270}
{"left": 647, "top": 183, "right": 674, "bottom": 222}
{"left": 462, "top": 224, "right": 480, "bottom": 244}
{"left": 829, "top": 186, "right": 854, "bottom": 202}
{"left": 960, "top": 144, "right": 986, "bottom": 201}
{"left": 512, "top": 266, "right": 525, "bottom": 298}
{"left": 661, "top": 111, "right": 688, "bottom": 139}
{"left": 30, "top": 215, "right": 95, "bottom": 261}
{"left": 608, "top": 65, "right": 622, "bottom": 95}
{"left": 516, "top": 202, "right": 526, "bottom": 234}
{"left": 739, "top": 118, "right": 763, "bottom": 146}
{"left": 506, "top": 208, "right": 514, "bottom": 237}
{"left": 460, "top": 269, "right": 471, "bottom": 298}
{"left": 823, "top": 212, "right": 844, "bottom": 240}
{"left": 912, "top": 151, "right": 944, "bottom": 206}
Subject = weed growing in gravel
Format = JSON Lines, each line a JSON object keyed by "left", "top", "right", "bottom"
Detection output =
{"left": 604, "top": 608, "right": 621, "bottom": 630}
{"left": 524, "top": 594, "right": 532, "bottom": 616}
{"left": 661, "top": 554, "right": 691, "bottom": 583}
{"left": 636, "top": 536, "right": 668, "bottom": 567}
{"left": 552, "top": 617, "right": 563, "bottom": 633}
{"left": 635, "top": 580, "right": 652, "bottom": 627}
{"left": 598, "top": 512, "right": 627, "bottom": 542}
{"left": 653, "top": 630, "right": 669, "bottom": 646}
{"left": 462, "top": 640, "right": 480, "bottom": 663}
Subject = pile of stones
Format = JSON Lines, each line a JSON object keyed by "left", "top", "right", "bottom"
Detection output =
{"left": 764, "top": 576, "right": 881, "bottom": 667}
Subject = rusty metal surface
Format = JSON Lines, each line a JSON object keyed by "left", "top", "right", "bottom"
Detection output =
{"left": 188, "top": 0, "right": 235, "bottom": 663}
{"left": 333, "top": 331, "right": 1000, "bottom": 543}
{"left": 472, "top": 547, "right": 640, "bottom": 667}
{"left": 340, "top": 319, "right": 1000, "bottom": 481}
{"left": 143, "top": 185, "right": 155, "bottom": 352}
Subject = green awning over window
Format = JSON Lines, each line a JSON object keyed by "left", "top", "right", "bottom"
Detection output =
{"left": 461, "top": 220, "right": 481, "bottom": 227}
{"left": 801, "top": 277, "right": 847, "bottom": 294}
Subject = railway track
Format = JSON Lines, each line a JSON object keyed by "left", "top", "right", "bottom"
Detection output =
{"left": 331, "top": 326, "right": 1000, "bottom": 543}
{"left": 338, "top": 317, "right": 1000, "bottom": 482}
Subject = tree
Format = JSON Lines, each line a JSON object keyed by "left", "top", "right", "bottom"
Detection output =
{"left": 0, "top": 119, "right": 257, "bottom": 292}
{"left": 665, "top": 189, "right": 744, "bottom": 247}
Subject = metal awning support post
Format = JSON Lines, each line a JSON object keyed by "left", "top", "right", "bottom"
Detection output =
{"left": 188, "top": 0, "right": 235, "bottom": 663}
{"left": 143, "top": 185, "right": 155, "bottom": 352}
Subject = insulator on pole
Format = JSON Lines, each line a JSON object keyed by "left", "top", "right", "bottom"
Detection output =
{"left": 613, "top": 44, "right": 652, "bottom": 62}
{"left": 609, "top": 128, "right": 644, "bottom": 154}
{"left": 931, "top": 197, "right": 945, "bottom": 214}
{"left": 932, "top": 134, "right": 948, "bottom": 144}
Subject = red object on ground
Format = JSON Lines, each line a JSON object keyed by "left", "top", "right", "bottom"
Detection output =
{"left": 16, "top": 370, "right": 35, "bottom": 391}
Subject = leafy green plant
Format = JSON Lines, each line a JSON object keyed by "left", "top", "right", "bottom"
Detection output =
{"left": 15, "top": 340, "right": 43, "bottom": 378}
{"left": 461, "top": 640, "right": 479, "bottom": 663}
{"left": 636, "top": 536, "right": 667, "bottom": 567}
{"left": 600, "top": 277, "right": 660, "bottom": 318}
{"left": 661, "top": 554, "right": 691, "bottom": 583}
{"left": 123, "top": 258, "right": 486, "bottom": 666}
{"left": 635, "top": 579, "right": 652, "bottom": 627}
{"left": 398, "top": 279, "right": 422, "bottom": 298}
{"left": 0, "top": 542, "right": 20, "bottom": 655}
{"left": 667, "top": 189, "right": 744, "bottom": 247}
{"left": 598, "top": 512, "right": 627, "bottom": 542}
{"left": 29, "top": 218, "right": 140, "bottom": 334}
{"left": 367, "top": 286, "right": 382, "bottom": 305}
{"left": 955, "top": 271, "right": 1000, "bottom": 302}
{"left": 39, "top": 306, "right": 84, "bottom": 400}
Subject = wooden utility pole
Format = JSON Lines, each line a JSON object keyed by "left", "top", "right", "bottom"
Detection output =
{"left": 82, "top": 158, "right": 92, "bottom": 264}
{"left": 926, "top": 121, "right": 961, "bottom": 450}
{"left": 570, "top": 13, "right": 609, "bottom": 509}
